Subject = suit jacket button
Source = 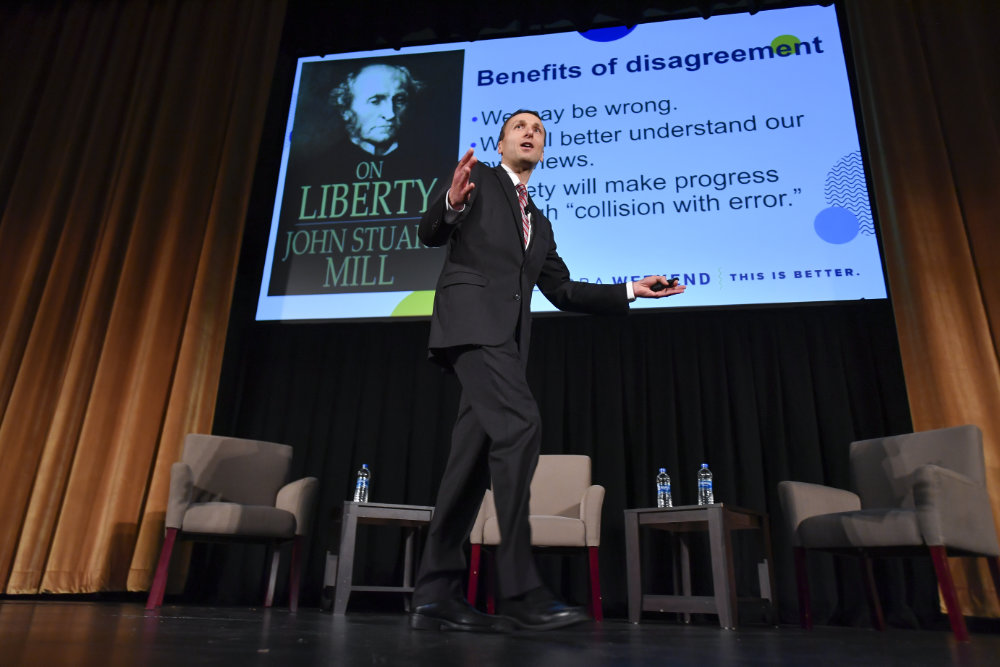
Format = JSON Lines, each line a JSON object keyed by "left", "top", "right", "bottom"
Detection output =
{"left": 513, "top": 293, "right": 521, "bottom": 301}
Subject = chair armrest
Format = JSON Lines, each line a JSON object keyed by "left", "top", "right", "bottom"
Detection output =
{"left": 469, "top": 489, "right": 497, "bottom": 544}
{"left": 913, "top": 464, "right": 1000, "bottom": 556}
{"left": 469, "top": 490, "right": 494, "bottom": 544}
{"left": 580, "top": 485, "right": 604, "bottom": 547}
{"left": 276, "top": 477, "right": 319, "bottom": 537}
{"left": 165, "top": 462, "right": 194, "bottom": 530}
{"left": 778, "top": 481, "right": 861, "bottom": 546}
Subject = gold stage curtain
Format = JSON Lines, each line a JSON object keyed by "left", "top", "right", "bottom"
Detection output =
{"left": 0, "top": 0, "right": 286, "bottom": 594}
{"left": 846, "top": 0, "right": 1000, "bottom": 617}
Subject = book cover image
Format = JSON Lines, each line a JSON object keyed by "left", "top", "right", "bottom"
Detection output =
{"left": 269, "top": 50, "right": 465, "bottom": 298}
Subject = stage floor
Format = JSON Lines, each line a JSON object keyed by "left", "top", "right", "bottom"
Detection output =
{"left": 1, "top": 600, "right": 997, "bottom": 666}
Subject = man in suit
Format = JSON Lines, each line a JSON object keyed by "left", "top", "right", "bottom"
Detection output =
{"left": 410, "top": 110, "right": 685, "bottom": 632}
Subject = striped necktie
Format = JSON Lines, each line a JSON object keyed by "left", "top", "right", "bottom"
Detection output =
{"left": 515, "top": 183, "right": 530, "bottom": 247}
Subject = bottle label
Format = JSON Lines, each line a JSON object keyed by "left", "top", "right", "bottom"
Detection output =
{"left": 354, "top": 477, "right": 370, "bottom": 502}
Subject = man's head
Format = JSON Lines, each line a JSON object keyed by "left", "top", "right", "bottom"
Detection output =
{"left": 497, "top": 110, "right": 545, "bottom": 171}
{"left": 330, "top": 63, "right": 423, "bottom": 156}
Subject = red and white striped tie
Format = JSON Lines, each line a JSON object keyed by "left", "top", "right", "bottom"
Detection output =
{"left": 515, "top": 183, "right": 530, "bottom": 247}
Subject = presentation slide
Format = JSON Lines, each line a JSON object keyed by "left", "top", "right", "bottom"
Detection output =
{"left": 256, "top": 4, "right": 886, "bottom": 321}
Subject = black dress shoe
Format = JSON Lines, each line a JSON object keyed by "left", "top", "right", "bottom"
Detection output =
{"left": 497, "top": 587, "right": 590, "bottom": 631}
{"left": 410, "top": 598, "right": 514, "bottom": 633}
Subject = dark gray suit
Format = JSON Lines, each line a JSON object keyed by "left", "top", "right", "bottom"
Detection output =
{"left": 413, "top": 162, "right": 627, "bottom": 605}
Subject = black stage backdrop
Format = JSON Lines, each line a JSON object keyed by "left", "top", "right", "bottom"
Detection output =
{"left": 199, "top": 299, "right": 942, "bottom": 628}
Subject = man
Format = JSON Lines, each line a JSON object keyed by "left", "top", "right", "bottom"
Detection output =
{"left": 410, "top": 110, "right": 685, "bottom": 633}
{"left": 329, "top": 63, "right": 423, "bottom": 157}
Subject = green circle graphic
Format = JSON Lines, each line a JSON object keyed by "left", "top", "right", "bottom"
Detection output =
{"left": 771, "top": 34, "right": 801, "bottom": 54}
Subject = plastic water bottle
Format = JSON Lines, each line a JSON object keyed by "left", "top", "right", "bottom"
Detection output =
{"left": 697, "top": 463, "right": 714, "bottom": 505}
{"left": 353, "top": 464, "right": 371, "bottom": 503}
{"left": 656, "top": 468, "right": 672, "bottom": 508}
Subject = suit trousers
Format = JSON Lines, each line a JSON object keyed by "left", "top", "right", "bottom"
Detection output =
{"left": 412, "top": 336, "right": 544, "bottom": 605}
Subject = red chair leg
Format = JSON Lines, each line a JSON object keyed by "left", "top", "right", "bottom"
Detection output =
{"left": 793, "top": 547, "right": 812, "bottom": 629}
{"left": 929, "top": 546, "right": 969, "bottom": 642}
{"left": 860, "top": 554, "right": 886, "bottom": 631}
{"left": 264, "top": 544, "right": 281, "bottom": 608}
{"left": 467, "top": 543, "right": 482, "bottom": 606}
{"left": 145, "top": 528, "right": 178, "bottom": 610}
{"left": 587, "top": 546, "right": 603, "bottom": 622}
{"left": 288, "top": 536, "right": 304, "bottom": 612}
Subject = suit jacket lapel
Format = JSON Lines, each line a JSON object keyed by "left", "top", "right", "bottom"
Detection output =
{"left": 493, "top": 165, "right": 527, "bottom": 251}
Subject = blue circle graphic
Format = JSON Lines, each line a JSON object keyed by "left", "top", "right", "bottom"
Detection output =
{"left": 814, "top": 206, "right": 859, "bottom": 244}
{"left": 579, "top": 26, "right": 635, "bottom": 42}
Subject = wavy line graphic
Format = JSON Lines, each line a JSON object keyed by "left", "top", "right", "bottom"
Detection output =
{"left": 824, "top": 151, "right": 874, "bottom": 236}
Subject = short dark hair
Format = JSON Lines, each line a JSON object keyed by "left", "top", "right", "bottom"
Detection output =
{"left": 497, "top": 109, "right": 544, "bottom": 143}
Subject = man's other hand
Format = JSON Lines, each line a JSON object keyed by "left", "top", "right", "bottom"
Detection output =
{"left": 633, "top": 275, "right": 686, "bottom": 298}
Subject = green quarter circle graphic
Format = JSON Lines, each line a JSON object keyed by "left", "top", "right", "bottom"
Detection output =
{"left": 391, "top": 291, "right": 436, "bottom": 317}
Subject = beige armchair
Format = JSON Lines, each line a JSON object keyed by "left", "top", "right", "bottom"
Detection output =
{"left": 466, "top": 454, "right": 604, "bottom": 621}
{"left": 778, "top": 424, "right": 1000, "bottom": 641}
{"left": 145, "top": 434, "right": 318, "bottom": 611}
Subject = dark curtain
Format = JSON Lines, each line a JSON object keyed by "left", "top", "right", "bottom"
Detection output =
{"left": 210, "top": 300, "right": 933, "bottom": 623}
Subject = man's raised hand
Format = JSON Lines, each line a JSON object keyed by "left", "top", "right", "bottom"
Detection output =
{"left": 448, "top": 148, "right": 477, "bottom": 209}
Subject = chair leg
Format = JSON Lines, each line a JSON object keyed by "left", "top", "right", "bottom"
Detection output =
{"left": 588, "top": 546, "right": 603, "bottom": 622}
{"left": 793, "top": 547, "right": 812, "bottom": 629}
{"left": 467, "top": 544, "right": 481, "bottom": 606}
{"left": 264, "top": 544, "right": 281, "bottom": 608}
{"left": 145, "top": 528, "right": 178, "bottom": 610}
{"left": 860, "top": 554, "right": 886, "bottom": 631}
{"left": 288, "top": 536, "right": 304, "bottom": 612}
{"left": 928, "top": 546, "right": 970, "bottom": 642}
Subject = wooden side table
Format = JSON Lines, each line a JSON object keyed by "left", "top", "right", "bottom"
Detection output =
{"left": 624, "top": 503, "right": 777, "bottom": 629}
{"left": 330, "top": 501, "right": 434, "bottom": 615}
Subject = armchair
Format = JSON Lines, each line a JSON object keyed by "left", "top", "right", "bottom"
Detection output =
{"left": 778, "top": 424, "right": 1000, "bottom": 641}
{"left": 467, "top": 454, "right": 604, "bottom": 621}
{"left": 145, "top": 434, "right": 318, "bottom": 611}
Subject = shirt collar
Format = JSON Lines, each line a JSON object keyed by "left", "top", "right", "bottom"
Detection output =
{"left": 500, "top": 163, "right": 523, "bottom": 188}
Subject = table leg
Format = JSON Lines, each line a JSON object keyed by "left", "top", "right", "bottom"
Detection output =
{"left": 624, "top": 513, "right": 642, "bottom": 623}
{"left": 670, "top": 535, "right": 680, "bottom": 623}
{"left": 760, "top": 513, "right": 778, "bottom": 625}
{"left": 333, "top": 503, "right": 358, "bottom": 615}
{"left": 679, "top": 533, "right": 692, "bottom": 624}
{"left": 708, "top": 506, "right": 737, "bottom": 629}
{"left": 403, "top": 527, "right": 415, "bottom": 612}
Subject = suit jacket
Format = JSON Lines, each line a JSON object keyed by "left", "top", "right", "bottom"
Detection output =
{"left": 419, "top": 163, "right": 627, "bottom": 364}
